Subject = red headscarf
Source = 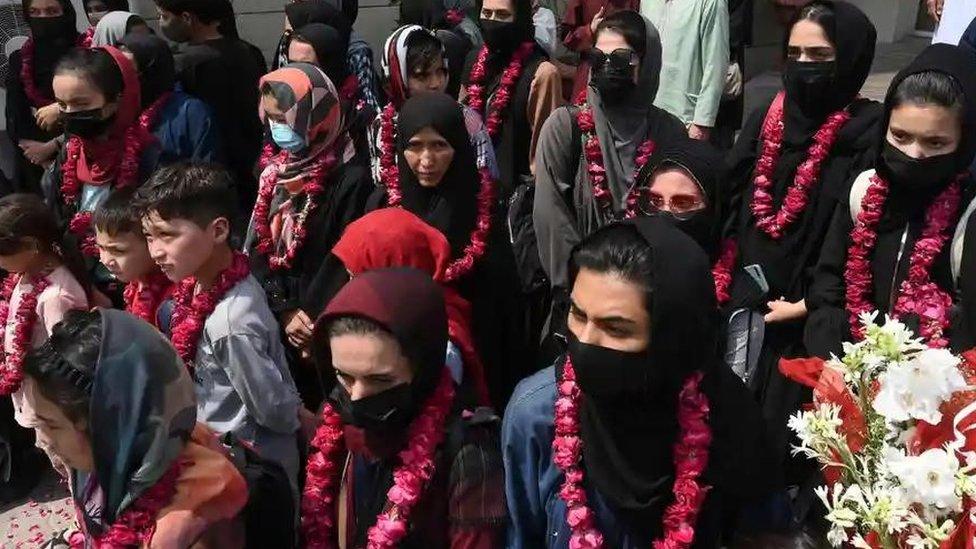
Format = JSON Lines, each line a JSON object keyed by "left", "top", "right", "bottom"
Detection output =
{"left": 75, "top": 46, "right": 144, "bottom": 185}
{"left": 332, "top": 208, "right": 491, "bottom": 405}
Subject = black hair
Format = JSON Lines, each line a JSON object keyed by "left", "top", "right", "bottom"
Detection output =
{"left": 405, "top": 30, "right": 445, "bottom": 77}
{"left": 133, "top": 162, "right": 238, "bottom": 231}
{"left": 154, "top": 0, "right": 229, "bottom": 24}
{"left": 84, "top": 0, "right": 129, "bottom": 11}
{"left": 259, "top": 80, "right": 298, "bottom": 111}
{"left": 93, "top": 187, "right": 141, "bottom": 237}
{"left": 0, "top": 194, "right": 92, "bottom": 297}
{"left": 891, "top": 70, "right": 966, "bottom": 119}
{"left": 788, "top": 1, "right": 836, "bottom": 51}
{"left": 594, "top": 10, "right": 647, "bottom": 59}
{"left": 570, "top": 223, "right": 654, "bottom": 307}
{"left": 326, "top": 315, "right": 417, "bottom": 373}
{"left": 23, "top": 310, "right": 102, "bottom": 424}
{"left": 54, "top": 48, "right": 124, "bottom": 102}
{"left": 124, "top": 14, "right": 148, "bottom": 33}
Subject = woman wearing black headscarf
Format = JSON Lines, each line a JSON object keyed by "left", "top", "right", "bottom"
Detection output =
{"left": 304, "top": 268, "right": 506, "bottom": 548}
{"left": 5, "top": 0, "right": 80, "bottom": 195}
{"left": 274, "top": 0, "right": 382, "bottom": 117}
{"left": 119, "top": 34, "right": 222, "bottom": 164}
{"left": 504, "top": 217, "right": 776, "bottom": 547}
{"left": 399, "top": 0, "right": 482, "bottom": 98}
{"left": 721, "top": 0, "right": 879, "bottom": 475}
{"left": 807, "top": 44, "right": 976, "bottom": 356}
{"left": 367, "top": 92, "right": 527, "bottom": 407}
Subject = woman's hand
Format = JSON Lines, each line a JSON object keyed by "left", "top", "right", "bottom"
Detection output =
{"left": 19, "top": 139, "right": 58, "bottom": 167}
{"left": 34, "top": 103, "right": 61, "bottom": 132}
{"left": 283, "top": 308, "right": 314, "bottom": 349}
{"left": 764, "top": 298, "right": 807, "bottom": 323}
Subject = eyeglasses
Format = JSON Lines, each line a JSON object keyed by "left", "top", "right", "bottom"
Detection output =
{"left": 585, "top": 48, "right": 639, "bottom": 71}
{"left": 641, "top": 192, "right": 705, "bottom": 219}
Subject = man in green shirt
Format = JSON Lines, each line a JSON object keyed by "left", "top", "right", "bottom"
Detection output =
{"left": 641, "top": 0, "right": 729, "bottom": 140}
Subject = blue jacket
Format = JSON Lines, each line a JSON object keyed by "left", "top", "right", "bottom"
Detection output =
{"left": 151, "top": 91, "right": 222, "bottom": 165}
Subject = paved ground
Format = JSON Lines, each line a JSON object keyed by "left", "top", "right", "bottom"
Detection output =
{"left": 0, "top": 34, "right": 933, "bottom": 548}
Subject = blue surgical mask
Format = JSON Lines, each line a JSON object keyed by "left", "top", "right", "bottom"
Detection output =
{"left": 270, "top": 121, "right": 306, "bottom": 153}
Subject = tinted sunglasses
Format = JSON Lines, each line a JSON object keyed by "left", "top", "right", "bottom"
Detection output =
{"left": 585, "top": 48, "right": 639, "bottom": 70}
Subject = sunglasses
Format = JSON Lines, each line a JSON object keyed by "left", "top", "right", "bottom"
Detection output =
{"left": 585, "top": 48, "right": 639, "bottom": 70}
{"left": 640, "top": 192, "right": 705, "bottom": 220}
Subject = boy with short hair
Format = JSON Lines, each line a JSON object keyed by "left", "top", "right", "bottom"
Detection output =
{"left": 93, "top": 188, "right": 173, "bottom": 328}
{"left": 134, "top": 162, "right": 302, "bottom": 489}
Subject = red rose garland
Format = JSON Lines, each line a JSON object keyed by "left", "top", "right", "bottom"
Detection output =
{"left": 574, "top": 90, "right": 656, "bottom": 220}
{"left": 378, "top": 103, "right": 497, "bottom": 282}
{"left": 70, "top": 460, "right": 183, "bottom": 548}
{"left": 553, "top": 357, "right": 711, "bottom": 549}
{"left": 0, "top": 273, "right": 51, "bottom": 395}
{"left": 62, "top": 92, "right": 172, "bottom": 257}
{"left": 750, "top": 96, "right": 851, "bottom": 239}
{"left": 711, "top": 239, "right": 737, "bottom": 306}
{"left": 252, "top": 146, "right": 340, "bottom": 271}
{"left": 463, "top": 42, "right": 536, "bottom": 139}
{"left": 169, "top": 252, "right": 251, "bottom": 371}
{"left": 123, "top": 270, "right": 173, "bottom": 326}
{"left": 20, "top": 32, "right": 91, "bottom": 109}
{"left": 845, "top": 172, "right": 963, "bottom": 347}
{"left": 302, "top": 368, "right": 456, "bottom": 549}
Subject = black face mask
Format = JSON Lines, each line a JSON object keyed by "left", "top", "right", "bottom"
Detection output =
{"left": 331, "top": 382, "right": 416, "bottom": 434}
{"left": 590, "top": 63, "right": 636, "bottom": 102}
{"left": 567, "top": 331, "right": 656, "bottom": 401}
{"left": 63, "top": 108, "right": 114, "bottom": 139}
{"left": 29, "top": 15, "right": 74, "bottom": 41}
{"left": 783, "top": 60, "right": 838, "bottom": 116}
{"left": 481, "top": 20, "right": 519, "bottom": 54}
{"left": 880, "top": 141, "right": 959, "bottom": 192}
{"left": 650, "top": 210, "right": 716, "bottom": 257}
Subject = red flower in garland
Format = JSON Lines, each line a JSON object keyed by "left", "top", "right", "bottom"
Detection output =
{"left": 20, "top": 32, "right": 91, "bottom": 109}
{"left": 168, "top": 252, "right": 250, "bottom": 371}
{"left": 301, "top": 368, "right": 456, "bottom": 549}
{"left": 61, "top": 92, "right": 172, "bottom": 257}
{"left": 123, "top": 270, "right": 174, "bottom": 327}
{"left": 552, "top": 357, "right": 711, "bottom": 549}
{"left": 711, "top": 239, "right": 738, "bottom": 306}
{"left": 844, "top": 171, "right": 963, "bottom": 346}
{"left": 750, "top": 92, "right": 852, "bottom": 240}
{"left": 574, "top": 90, "right": 656, "bottom": 220}
{"left": 72, "top": 461, "right": 183, "bottom": 548}
{"left": 0, "top": 273, "right": 51, "bottom": 395}
{"left": 252, "top": 144, "right": 340, "bottom": 271}
{"left": 378, "top": 102, "right": 497, "bottom": 282}
{"left": 463, "top": 42, "right": 536, "bottom": 140}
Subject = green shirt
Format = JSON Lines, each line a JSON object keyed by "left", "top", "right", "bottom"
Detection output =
{"left": 642, "top": 0, "right": 729, "bottom": 127}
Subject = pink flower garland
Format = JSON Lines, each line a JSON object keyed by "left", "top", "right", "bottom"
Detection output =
{"left": 750, "top": 96, "right": 851, "bottom": 240}
{"left": 62, "top": 92, "right": 172, "bottom": 257}
{"left": 301, "top": 368, "right": 456, "bottom": 549}
{"left": 252, "top": 146, "right": 340, "bottom": 271}
{"left": 711, "top": 238, "right": 737, "bottom": 306}
{"left": 378, "top": 102, "right": 497, "bottom": 282}
{"left": 168, "top": 252, "right": 250, "bottom": 371}
{"left": 574, "top": 90, "right": 656, "bottom": 220}
{"left": 553, "top": 357, "right": 711, "bottom": 549}
{"left": 463, "top": 42, "right": 536, "bottom": 140}
{"left": 20, "top": 32, "right": 91, "bottom": 109}
{"left": 0, "top": 273, "right": 51, "bottom": 395}
{"left": 123, "top": 270, "right": 173, "bottom": 326}
{"left": 70, "top": 461, "right": 183, "bottom": 548}
{"left": 845, "top": 172, "right": 963, "bottom": 347}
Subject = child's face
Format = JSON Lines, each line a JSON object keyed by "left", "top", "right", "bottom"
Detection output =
{"left": 142, "top": 211, "right": 228, "bottom": 282}
{"left": 95, "top": 229, "right": 153, "bottom": 283}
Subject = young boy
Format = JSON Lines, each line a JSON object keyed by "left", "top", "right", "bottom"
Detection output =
{"left": 134, "top": 162, "right": 302, "bottom": 491}
{"left": 93, "top": 188, "right": 174, "bottom": 328}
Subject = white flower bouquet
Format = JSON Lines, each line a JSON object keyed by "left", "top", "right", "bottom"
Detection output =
{"left": 781, "top": 312, "right": 976, "bottom": 548}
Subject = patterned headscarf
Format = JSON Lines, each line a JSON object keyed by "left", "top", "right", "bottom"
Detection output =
{"left": 259, "top": 62, "right": 342, "bottom": 153}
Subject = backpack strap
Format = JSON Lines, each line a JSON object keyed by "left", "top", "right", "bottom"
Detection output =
{"left": 567, "top": 104, "right": 582, "bottom": 184}
{"left": 848, "top": 169, "right": 875, "bottom": 224}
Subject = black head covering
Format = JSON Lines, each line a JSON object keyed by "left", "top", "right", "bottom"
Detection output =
{"left": 475, "top": 0, "right": 535, "bottom": 52}
{"left": 119, "top": 33, "right": 176, "bottom": 108}
{"left": 285, "top": 0, "right": 350, "bottom": 35}
{"left": 636, "top": 137, "right": 724, "bottom": 257}
{"left": 21, "top": 0, "right": 79, "bottom": 91}
{"left": 83, "top": 0, "right": 129, "bottom": 12}
{"left": 781, "top": 1, "right": 876, "bottom": 145}
{"left": 564, "top": 217, "right": 719, "bottom": 532}
{"left": 395, "top": 92, "right": 480, "bottom": 256}
{"left": 329, "top": 0, "right": 358, "bottom": 25}
{"left": 294, "top": 23, "right": 350, "bottom": 85}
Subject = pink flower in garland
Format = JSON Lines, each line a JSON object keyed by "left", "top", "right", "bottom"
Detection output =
{"left": 463, "top": 42, "right": 536, "bottom": 140}
{"left": 750, "top": 92, "right": 852, "bottom": 240}
{"left": 0, "top": 274, "right": 51, "bottom": 395}
{"left": 711, "top": 239, "right": 737, "bottom": 306}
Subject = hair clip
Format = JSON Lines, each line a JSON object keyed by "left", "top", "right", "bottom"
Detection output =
{"left": 51, "top": 356, "right": 94, "bottom": 395}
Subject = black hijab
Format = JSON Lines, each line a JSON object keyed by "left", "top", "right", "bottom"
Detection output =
{"left": 294, "top": 23, "right": 350, "bottom": 85}
{"left": 637, "top": 137, "right": 724, "bottom": 257}
{"left": 119, "top": 34, "right": 176, "bottom": 108}
{"left": 285, "top": 0, "right": 351, "bottom": 36}
{"left": 395, "top": 92, "right": 480, "bottom": 256}
{"left": 564, "top": 217, "right": 720, "bottom": 530}
{"left": 21, "top": 0, "right": 79, "bottom": 92}
{"left": 474, "top": 0, "right": 535, "bottom": 61}
{"left": 781, "top": 1, "right": 876, "bottom": 146}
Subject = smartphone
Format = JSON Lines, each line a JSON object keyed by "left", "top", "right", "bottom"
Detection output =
{"left": 743, "top": 264, "right": 770, "bottom": 295}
